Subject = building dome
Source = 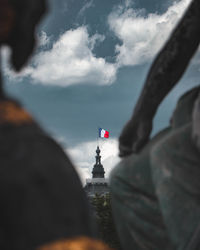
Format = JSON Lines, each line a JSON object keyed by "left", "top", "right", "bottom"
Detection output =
{"left": 92, "top": 146, "right": 105, "bottom": 178}
{"left": 84, "top": 146, "right": 109, "bottom": 197}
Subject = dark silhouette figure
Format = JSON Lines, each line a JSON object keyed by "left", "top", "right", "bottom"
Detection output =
{"left": 0, "top": 1, "right": 112, "bottom": 249}
{"left": 110, "top": 0, "right": 200, "bottom": 249}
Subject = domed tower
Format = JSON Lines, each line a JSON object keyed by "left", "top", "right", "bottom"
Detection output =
{"left": 84, "top": 146, "right": 109, "bottom": 197}
{"left": 92, "top": 146, "right": 105, "bottom": 178}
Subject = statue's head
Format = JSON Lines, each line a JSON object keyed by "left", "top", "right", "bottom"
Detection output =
{"left": 0, "top": 0, "right": 46, "bottom": 71}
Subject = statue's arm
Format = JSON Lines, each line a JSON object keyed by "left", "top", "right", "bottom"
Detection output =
{"left": 119, "top": 0, "right": 200, "bottom": 156}
{"left": 192, "top": 93, "right": 200, "bottom": 151}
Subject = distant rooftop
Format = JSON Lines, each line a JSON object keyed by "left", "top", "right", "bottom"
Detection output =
{"left": 86, "top": 178, "right": 109, "bottom": 184}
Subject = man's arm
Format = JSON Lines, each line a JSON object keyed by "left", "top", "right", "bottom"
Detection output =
{"left": 119, "top": 0, "right": 200, "bottom": 157}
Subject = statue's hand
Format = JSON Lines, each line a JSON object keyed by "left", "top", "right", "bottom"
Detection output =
{"left": 192, "top": 93, "right": 200, "bottom": 151}
{"left": 119, "top": 115, "right": 152, "bottom": 157}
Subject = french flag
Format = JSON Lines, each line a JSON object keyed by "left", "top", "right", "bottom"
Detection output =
{"left": 99, "top": 128, "right": 109, "bottom": 138}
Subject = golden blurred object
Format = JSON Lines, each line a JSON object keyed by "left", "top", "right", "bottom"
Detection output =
{"left": 0, "top": 101, "right": 33, "bottom": 125}
{"left": 38, "top": 236, "right": 113, "bottom": 250}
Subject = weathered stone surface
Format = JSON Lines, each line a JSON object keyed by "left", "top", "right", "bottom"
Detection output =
{"left": 192, "top": 92, "right": 200, "bottom": 151}
{"left": 111, "top": 87, "right": 200, "bottom": 250}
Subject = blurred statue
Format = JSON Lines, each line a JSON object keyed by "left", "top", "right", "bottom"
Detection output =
{"left": 0, "top": 1, "right": 112, "bottom": 249}
{"left": 110, "top": 0, "right": 200, "bottom": 249}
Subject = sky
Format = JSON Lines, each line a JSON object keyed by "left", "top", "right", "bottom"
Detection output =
{"left": 2, "top": 0, "right": 200, "bottom": 183}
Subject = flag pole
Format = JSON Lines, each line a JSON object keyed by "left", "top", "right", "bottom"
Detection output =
{"left": 97, "top": 127, "right": 99, "bottom": 147}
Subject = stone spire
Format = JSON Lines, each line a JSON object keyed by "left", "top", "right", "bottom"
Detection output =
{"left": 92, "top": 146, "right": 105, "bottom": 178}
{"left": 84, "top": 145, "right": 109, "bottom": 197}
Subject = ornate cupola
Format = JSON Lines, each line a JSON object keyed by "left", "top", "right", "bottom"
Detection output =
{"left": 92, "top": 146, "right": 105, "bottom": 178}
{"left": 84, "top": 146, "right": 109, "bottom": 197}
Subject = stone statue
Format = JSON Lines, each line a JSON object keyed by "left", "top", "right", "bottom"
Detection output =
{"left": 0, "top": 1, "right": 112, "bottom": 249}
{"left": 110, "top": 0, "right": 200, "bottom": 249}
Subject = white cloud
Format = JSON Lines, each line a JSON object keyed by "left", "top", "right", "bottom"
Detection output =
{"left": 4, "top": 27, "right": 117, "bottom": 86}
{"left": 67, "top": 139, "right": 120, "bottom": 185}
{"left": 78, "top": 0, "right": 94, "bottom": 17}
{"left": 124, "top": 0, "right": 133, "bottom": 8}
{"left": 38, "top": 31, "right": 51, "bottom": 47}
{"left": 2, "top": 0, "right": 196, "bottom": 86}
{"left": 108, "top": 0, "right": 192, "bottom": 66}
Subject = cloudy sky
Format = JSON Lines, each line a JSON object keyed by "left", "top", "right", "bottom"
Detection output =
{"left": 2, "top": 0, "right": 200, "bottom": 183}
